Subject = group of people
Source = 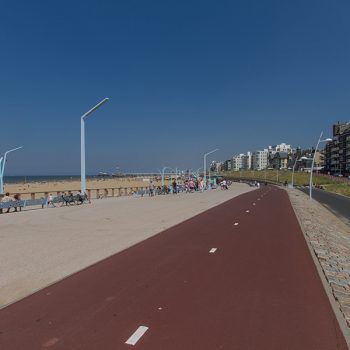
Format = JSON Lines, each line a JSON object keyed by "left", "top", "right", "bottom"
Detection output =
{"left": 184, "top": 178, "right": 208, "bottom": 192}
{"left": 0, "top": 191, "right": 89, "bottom": 213}
{"left": 148, "top": 177, "right": 230, "bottom": 196}
{"left": 0, "top": 192, "right": 21, "bottom": 213}
{"left": 149, "top": 181, "right": 175, "bottom": 196}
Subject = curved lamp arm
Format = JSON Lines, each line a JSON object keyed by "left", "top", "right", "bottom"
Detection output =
{"left": 2, "top": 146, "right": 23, "bottom": 174}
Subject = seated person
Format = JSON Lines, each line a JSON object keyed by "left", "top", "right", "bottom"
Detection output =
{"left": 2, "top": 192, "right": 14, "bottom": 213}
{"left": 13, "top": 193, "right": 21, "bottom": 212}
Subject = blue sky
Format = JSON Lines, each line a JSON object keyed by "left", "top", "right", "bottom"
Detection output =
{"left": 1, "top": 0, "right": 350, "bottom": 175}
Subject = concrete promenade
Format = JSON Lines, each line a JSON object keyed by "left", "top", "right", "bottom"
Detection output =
{"left": 0, "top": 183, "right": 252, "bottom": 307}
{"left": 0, "top": 185, "right": 347, "bottom": 349}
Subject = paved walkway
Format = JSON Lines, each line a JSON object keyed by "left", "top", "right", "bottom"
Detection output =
{"left": 0, "top": 184, "right": 252, "bottom": 307}
{"left": 0, "top": 186, "right": 347, "bottom": 349}
{"left": 289, "top": 188, "right": 350, "bottom": 334}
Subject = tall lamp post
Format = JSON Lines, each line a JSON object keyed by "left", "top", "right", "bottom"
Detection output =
{"left": 194, "top": 168, "right": 202, "bottom": 179}
{"left": 204, "top": 149, "right": 219, "bottom": 187}
{"left": 0, "top": 146, "right": 23, "bottom": 194}
{"left": 309, "top": 131, "right": 332, "bottom": 200}
{"left": 160, "top": 166, "right": 173, "bottom": 187}
{"left": 291, "top": 156, "right": 307, "bottom": 188}
{"left": 81, "top": 98, "right": 109, "bottom": 194}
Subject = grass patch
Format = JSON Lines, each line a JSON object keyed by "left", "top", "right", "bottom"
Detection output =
{"left": 323, "top": 183, "right": 350, "bottom": 197}
{"left": 222, "top": 170, "right": 350, "bottom": 197}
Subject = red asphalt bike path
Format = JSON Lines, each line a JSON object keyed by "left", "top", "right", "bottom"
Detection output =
{"left": 0, "top": 186, "right": 347, "bottom": 349}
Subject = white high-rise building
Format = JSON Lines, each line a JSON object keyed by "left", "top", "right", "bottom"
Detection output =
{"left": 231, "top": 152, "right": 252, "bottom": 171}
{"left": 242, "top": 152, "right": 252, "bottom": 170}
{"left": 232, "top": 154, "right": 245, "bottom": 171}
{"left": 252, "top": 149, "right": 269, "bottom": 170}
{"left": 268, "top": 143, "right": 292, "bottom": 155}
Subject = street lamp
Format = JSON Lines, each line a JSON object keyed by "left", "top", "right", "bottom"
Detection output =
{"left": 81, "top": 98, "right": 109, "bottom": 194}
{"left": 0, "top": 146, "right": 23, "bottom": 194}
{"left": 160, "top": 166, "right": 173, "bottom": 187}
{"left": 204, "top": 149, "right": 219, "bottom": 187}
{"left": 309, "top": 131, "right": 332, "bottom": 200}
{"left": 194, "top": 168, "right": 202, "bottom": 179}
{"left": 291, "top": 156, "right": 307, "bottom": 188}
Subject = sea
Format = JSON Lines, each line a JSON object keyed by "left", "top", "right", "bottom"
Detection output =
{"left": 3, "top": 176, "right": 97, "bottom": 184}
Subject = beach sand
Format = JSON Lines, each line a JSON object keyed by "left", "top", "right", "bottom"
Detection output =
{"left": 5, "top": 177, "right": 161, "bottom": 199}
{"left": 0, "top": 183, "right": 254, "bottom": 307}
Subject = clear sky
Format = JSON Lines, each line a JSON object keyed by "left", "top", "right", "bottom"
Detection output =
{"left": 1, "top": 0, "right": 350, "bottom": 175}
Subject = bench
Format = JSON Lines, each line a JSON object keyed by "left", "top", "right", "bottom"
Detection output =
{"left": 133, "top": 189, "right": 150, "bottom": 198}
{"left": 0, "top": 198, "right": 48, "bottom": 213}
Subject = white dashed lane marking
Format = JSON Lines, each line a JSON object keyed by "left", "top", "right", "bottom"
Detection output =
{"left": 246, "top": 210, "right": 250, "bottom": 213}
{"left": 234, "top": 222, "right": 239, "bottom": 226}
{"left": 125, "top": 326, "right": 149, "bottom": 346}
{"left": 209, "top": 248, "right": 217, "bottom": 253}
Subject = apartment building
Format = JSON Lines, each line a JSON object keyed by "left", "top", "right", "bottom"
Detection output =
{"left": 230, "top": 152, "right": 252, "bottom": 171}
{"left": 252, "top": 150, "right": 268, "bottom": 170}
{"left": 324, "top": 122, "right": 350, "bottom": 175}
{"left": 222, "top": 159, "right": 233, "bottom": 171}
{"left": 242, "top": 152, "right": 252, "bottom": 170}
{"left": 210, "top": 160, "right": 223, "bottom": 172}
{"left": 232, "top": 154, "right": 245, "bottom": 171}
{"left": 269, "top": 152, "right": 289, "bottom": 169}
{"left": 268, "top": 143, "right": 292, "bottom": 155}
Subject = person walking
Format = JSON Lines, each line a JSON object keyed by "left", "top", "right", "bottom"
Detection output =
{"left": 199, "top": 178, "right": 204, "bottom": 192}
{"left": 149, "top": 181, "right": 155, "bottom": 197}
{"left": 48, "top": 194, "right": 56, "bottom": 207}
{"left": 172, "top": 179, "right": 177, "bottom": 194}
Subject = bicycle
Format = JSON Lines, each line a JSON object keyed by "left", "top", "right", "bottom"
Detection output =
{"left": 59, "top": 194, "right": 76, "bottom": 207}
{"left": 76, "top": 193, "right": 90, "bottom": 204}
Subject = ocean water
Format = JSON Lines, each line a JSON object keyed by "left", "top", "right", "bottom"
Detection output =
{"left": 3, "top": 176, "right": 96, "bottom": 184}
